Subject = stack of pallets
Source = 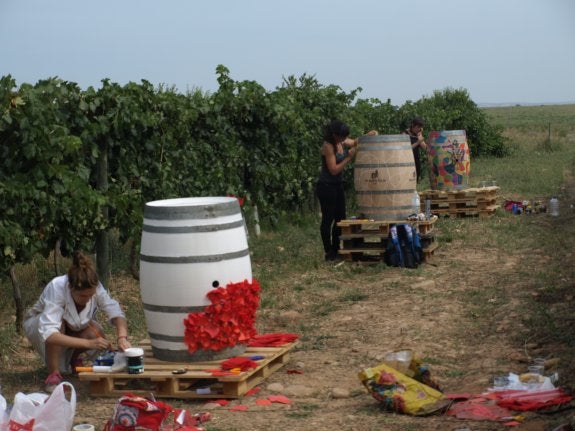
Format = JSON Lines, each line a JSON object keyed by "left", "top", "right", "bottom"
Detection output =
{"left": 419, "top": 187, "right": 499, "bottom": 217}
{"left": 336, "top": 216, "right": 438, "bottom": 263}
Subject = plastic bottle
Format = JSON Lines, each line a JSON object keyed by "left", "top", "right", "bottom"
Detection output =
{"left": 411, "top": 191, "right": 420, "bottom": 216}
{"left": 425, "top": 197, "right": 432, "bottom": 219}
{"left": 549, "top": 197, "right": 559, "bottom": 217}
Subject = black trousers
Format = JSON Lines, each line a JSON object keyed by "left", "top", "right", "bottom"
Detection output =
{"left": 316, "top": 182, "right": 346, "bottom": 255}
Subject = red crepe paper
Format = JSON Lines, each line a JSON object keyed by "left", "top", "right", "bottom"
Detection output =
{"left": 230, "top": 405, "right": 249, "bottom": 412}
{"left": 184, "top": 279, "right": 260, "bottom": 353}
{"left": 495, "top": 389, "right": 573, "bottom": 411}
{"left": 245, "top": 387, "right": 261, "bottom": 397}
{"left": 211, "top": 400, "right": 229, "bottom": 407}
{"left": 447, "top": 399, "right": 514, "bottom": 421}
{"left": 255, "top": 399, "right": 272, "bottom": 406}
{"left": 227, "top": 195, "right": 245, "bottom": 207}
{"left": 221, "top": 357, "right": 259, "bottom": 371}
{"left": 268, "top": 395, "right": 292, "bottom": 404}
{"left": 247, "top": 333, "right": 299, "bottom": 347}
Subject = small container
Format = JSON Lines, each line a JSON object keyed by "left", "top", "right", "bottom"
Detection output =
{"left": 412, "top": 191, "right": 421, "bottom": 216}
{"left": 528, "top": 365, "right": 544, "bottom": 375}
{"left": 532, "top": 357, "right": 546, "bottom": 370}
{"left": 549, "top": 197, "right": 559, "bottom": 217}
{"left": 124, "top": 347, "right": 145, "bottom": 374}
{"left": 73, "top": 425, "right": 95, "bottom": 431}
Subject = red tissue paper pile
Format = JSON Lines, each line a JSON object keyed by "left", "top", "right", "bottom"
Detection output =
{"left": 184, "top": 279, "right": 260, "bottom": 353}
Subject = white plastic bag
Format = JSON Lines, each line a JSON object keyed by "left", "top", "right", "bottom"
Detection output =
{"left": 8, "top": 382, "right": 76, "bottom": 431}
{"left": 1, "top": 393, "right": 9, "bottom": 431}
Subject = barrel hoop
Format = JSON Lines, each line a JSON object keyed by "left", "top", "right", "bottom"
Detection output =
{"left": 144, "top": 200, "right": 239, "bottom": 220}
{"left": 142, "top": 303, "right": 205, "bottom": 313}
{"left": 358, "top": 135, "right": 411, "bottom": 144}
{"left": 355, "top": 162, "right": 415, "bottom": 168}
{"left": 148, "top": 332, "right": 184, "bottom": 343}
{"left": 356, "top": 189, "right": 415, "bottom": 195}
{"left": 142, "top": 219, "right": 245, "bottom": 234}
{"left": 358, "top": 144, "right": 411, "bottom": 151}
{"left": 140, "top": 248, "right": 250, "bottom": 263}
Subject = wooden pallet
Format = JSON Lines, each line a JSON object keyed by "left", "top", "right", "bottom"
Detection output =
{"left": 338, "top": 216, "right": 438, "bottom": 236}
{"left": 420, "top": 188, "right": 500, "bottom": 217}
{"left": 77, "top": 341, "right": 297, "bottom": 399}
{"left": 336, "top": 217, "right": 438, "bottom": 264}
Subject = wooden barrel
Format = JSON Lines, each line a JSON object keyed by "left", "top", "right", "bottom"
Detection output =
{"left": 428, "top": 130, "right": 470, "bottom": 190}
{"left": 354, "top": 134, "right": 417, "bottom": 220}
{"left": 139, "top": 196, "right": 252, "bottom": 361}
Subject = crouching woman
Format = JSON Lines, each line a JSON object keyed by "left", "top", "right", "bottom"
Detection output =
{"left": 24, "top": 250, "right": 131, "bottom": 392}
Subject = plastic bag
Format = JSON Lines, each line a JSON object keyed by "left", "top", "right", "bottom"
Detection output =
{"left": 0, "top": 393, "right": 9, "bottom": 430}
{"left": 102, "top": 394, "right": 211, "bottom": 431}
{"left": 8, "top": 382, "right": 76, "bottom": 431}
{"left": 102, "top": 394, "right": 173, "bottom": 431}
{"left": 359, "top": 362, "right": 449, "bottom": 416}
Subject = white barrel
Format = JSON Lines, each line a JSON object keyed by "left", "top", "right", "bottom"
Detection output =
{"left": 140, "top": 196, "right": 252, "bottom": 361}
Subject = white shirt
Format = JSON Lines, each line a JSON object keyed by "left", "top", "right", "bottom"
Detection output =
{"left": 25, "top": 275, "right": 125, "bottom": 341}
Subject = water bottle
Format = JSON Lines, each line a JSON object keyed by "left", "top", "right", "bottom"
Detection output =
{"left": 549, "top": 197, "right": 559, "bottom": 217}
{"left": 425, "top": 197, "right": 432, "bottom": 219}
{"left": 412, "top": 191, "right": 420, "bottom": 216}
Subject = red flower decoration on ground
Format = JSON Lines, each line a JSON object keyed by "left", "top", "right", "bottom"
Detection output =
{"left": 183, "top": 279, "right": 260, "bottom": 353}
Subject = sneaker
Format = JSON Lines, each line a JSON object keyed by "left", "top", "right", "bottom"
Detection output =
{"left": 44, "top": 371, "right": 62, "bottom": 393}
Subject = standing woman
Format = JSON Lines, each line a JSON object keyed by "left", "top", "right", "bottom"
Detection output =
{"left": 403, "top": 116, "right": 428, "bottom": 183}
{"left": 24, "top": 250, "right": 131, "bottom": 392}
{"left": 315, "top": 119, "right": 358, "bottom": 261}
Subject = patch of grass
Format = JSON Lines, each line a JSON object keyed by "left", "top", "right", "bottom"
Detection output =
{"left": 312, "top": 300, "right": 340, "bottom": 317}
{"left": 285, "top": 402, "right": 320, "bottom": 419}
{"left": 339, "top": 289, "right": 369, "bottom": 303}
{"left": 445, "top": 369, "right": 466, "bottom": 378}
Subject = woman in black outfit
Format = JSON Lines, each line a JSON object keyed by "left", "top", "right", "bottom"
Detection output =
{"left": 315, "top": 120, "right": 358, "bottom": 261}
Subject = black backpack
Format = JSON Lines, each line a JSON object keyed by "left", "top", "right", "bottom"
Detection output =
{"left": 384, "top": 224, "right": 423, "bottom": 268}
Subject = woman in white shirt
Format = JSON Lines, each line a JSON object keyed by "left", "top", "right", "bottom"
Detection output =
{"left": 24, "top": 251, "right": 131, "bottom": 392}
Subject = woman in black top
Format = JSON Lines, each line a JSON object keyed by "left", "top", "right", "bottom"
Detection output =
{"left": 315, "top": 120, "right": 358, "bottom": 261}
{"left": 403, "top": 116, "right": 428, "bottom": 183}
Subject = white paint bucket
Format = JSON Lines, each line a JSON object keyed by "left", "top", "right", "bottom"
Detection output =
{"left": 140, "top": 196, "right": 252, "bottom": 361}
{"left": 124, "top": 347, "right": 145, "bottom": 374}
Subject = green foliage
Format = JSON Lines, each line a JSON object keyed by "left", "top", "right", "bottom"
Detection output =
{"left": 0, "top": 76, "right": 106, "bottom": 271}
{"left": 400, "top": 87, "right": 510, "bottom": 157}
{"left": 0, "top": 69, "right": 511, "bottom": 275}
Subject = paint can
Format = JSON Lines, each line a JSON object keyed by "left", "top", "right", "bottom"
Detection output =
{"left": 124, "top": 347, "right": 145, "bottom": 374}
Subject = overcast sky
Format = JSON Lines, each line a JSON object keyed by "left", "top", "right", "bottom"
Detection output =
{"left": 1, "top": 0, "right": 574, "bottom": 106}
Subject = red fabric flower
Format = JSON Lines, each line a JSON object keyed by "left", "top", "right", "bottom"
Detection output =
{"left": 184, "top": 279, "right": 260, "bottom": 353}
{"left": 227, "top": 195, "right": 245, "bottom": 207}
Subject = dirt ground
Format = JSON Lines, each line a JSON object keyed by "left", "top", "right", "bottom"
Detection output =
{"left": 4, "top": 182, "right": 575, "bottom": 431}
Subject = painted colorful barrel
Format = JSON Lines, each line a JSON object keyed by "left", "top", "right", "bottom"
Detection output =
{"left": 354, "top": 134, "right": 417, "bottom": 220}
{"left": 140, "top": 196, "right": 252, "bottom": 361}
{"left": 428, "top": 130, "right": 471, "bottom": 190}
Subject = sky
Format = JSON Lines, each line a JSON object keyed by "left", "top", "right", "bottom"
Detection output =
{"left": 1, "top": 0, "right": 574, "bottom": 106}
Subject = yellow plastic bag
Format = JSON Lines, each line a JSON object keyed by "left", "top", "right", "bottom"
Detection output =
{"left": 359, "top": 361, "right": 449, "bottom": 416}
